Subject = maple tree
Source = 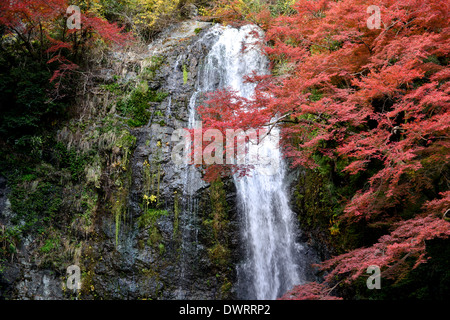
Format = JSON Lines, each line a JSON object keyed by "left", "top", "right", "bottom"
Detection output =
{"left": 278, "top": 281, "right": 343, "bottom": 300}
{"left": 0, "top": 0, "right": 130, "bottom": 86}
{"left": 199, "top": 0, "right": 450, "bottom": 298}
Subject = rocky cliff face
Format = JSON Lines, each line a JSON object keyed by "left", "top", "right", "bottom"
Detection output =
{"left": 0, "top": 20, "right": 240, "bottom": 300}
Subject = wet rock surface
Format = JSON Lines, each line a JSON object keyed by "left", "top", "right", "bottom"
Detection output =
{"left": 0, "top": 20, "right": 240, "bottom": 300}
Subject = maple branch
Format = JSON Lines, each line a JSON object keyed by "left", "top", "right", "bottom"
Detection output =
{"left": 444, "top": 209, "right": 450, "bottom": 220}
{"left": 380, "top": 251, "right": 413, "bottom": 278}
{"left": 325, "top": 280, "right": 342, "bottom": 295}
{"left": 264, "top": 113, "right": 320, "bottom": 128}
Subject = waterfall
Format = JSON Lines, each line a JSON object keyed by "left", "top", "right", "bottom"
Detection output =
{"left": 189, "top": 24, "right": 306, "bottom": 300}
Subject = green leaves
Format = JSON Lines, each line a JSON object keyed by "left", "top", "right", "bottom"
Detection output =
{"left": 0, "top": 59, "right": 65, "bottom": 140}
{"left": 9, "top": 179, "right": 62, "bottom": 235}
{"left": 117, "top": 87, "right": 168, "bottom": 127}
{"left": 183, "top": 64, "right": 189, "bottom": 84}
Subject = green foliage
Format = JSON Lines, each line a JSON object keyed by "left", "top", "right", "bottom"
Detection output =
{"left": 268, "top": 0, "right": 296, "bottom": 16}
{"left": 54, "top": 142, "right": 90, "bottom": 181}
{"left": 158, "top": 243, "right": 165, "bottom": 255}
{"left": 40, "top": 237, "right": 60, "bottom": 253}
{"left": 0, "top": 227, "right": 21, "bottom": 257}
{"left": 309, "top": 88, "right": 323, "bottom": 102}
{"left": 117, "top": 87, "right": 168, "bottom": 127}
{"left": 100, "top": 82, "right": 124, "bottom": 95}
{"left": 142, "top": 55, "right": 165, "bottom": 80}
{"left": 98, "top": 0, "right": 182, "bottom": 40}
{"left": 138, "top": 208, "right": 168, "bottom": 248}
{"left": 182, "top": 65, "right": 189, "bottom": 84}
{"left": 9, "top": 178, "right": 62, "bottom": 235}
{"left": 0, "top": 57, "right": 68, "bottom": 143}
{"left": 205, "top": 178, "right": 229, "bottom": 240}
{"left": 207, "top": 243, "right": 230, "bottom": 266}
{"left": 138, "top": 208, "right": 168, "bottom": 228}
{"left": 220, "top": 279, "right": 232, "bottom": 295}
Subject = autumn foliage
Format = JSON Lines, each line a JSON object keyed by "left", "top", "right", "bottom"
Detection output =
{"left": 200, "top": 0, "right": 450, "bottom": 299}
{"left": 0, "top": 0, "right": 131, "bottom": 85}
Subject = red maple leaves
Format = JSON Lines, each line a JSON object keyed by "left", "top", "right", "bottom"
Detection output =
{"left": 201, "top": 0, "right": 450, "bottom": 298}
{"left": 279, "top": 281, "right": 343, "bottom": 300}
{"left": 0, "top": 0, "right": 131, "bottom": 85}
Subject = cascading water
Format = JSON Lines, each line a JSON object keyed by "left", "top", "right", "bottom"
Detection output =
{"left": 175, "top": 27, "right": 223, "bottom": 299}
{"left": 187, "top": 24, "right": 307, "bottom": 300}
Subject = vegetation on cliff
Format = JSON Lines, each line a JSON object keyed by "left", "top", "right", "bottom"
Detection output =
{"left": 0, "top": 0, "right": 448, "bottom": 300}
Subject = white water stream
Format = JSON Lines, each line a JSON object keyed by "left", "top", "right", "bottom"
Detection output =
{"left": 188, "top": 25, "right": 305, "bottom": 299}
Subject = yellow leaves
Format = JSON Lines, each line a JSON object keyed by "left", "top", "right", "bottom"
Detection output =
{"left": 134, "top": 0, "right": 180, "bottom": 28}
{"left": 329, "top": 217, "right": 340, "bottom": 236}
{"left": 198, "top": 6, "right": 210, "bottom": 16}
{"left": 329, "top": 225, "right": 340, "bottom": 236}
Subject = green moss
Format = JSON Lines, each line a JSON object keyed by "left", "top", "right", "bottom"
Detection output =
{"left": 142, "top": 142, "right": 164, "bottom": 212}
{"left": 138, "top": 208, "right": 168, "bottom": 248}
{"left": 112, "top": 193, "right": 125, "bottom": 247}
{"left": 21, "top": 173, "right": 36, "bottom": 182}
{"left": 138, "top": 208, "right": 168, "bottom": 228}
{"left": 100, "top": 82, "right": 124, "bottom": 95}
{"left": 173, "top": 191, "right": 180, "bottom": 237}
{"left": 205, "top": 178, "right": 229, "bottom": 240}
{"left": 158, "top": 243, "right": 165, "bottom": 255}
{"left": 9, "top": 179, "right": 62, "bottom": 235}
{"left": 117, "top": 87, "right": 168, "bottom": 128}
{"left": 294, "top": 151, "right": 393, "bottom": 255}
{"left": 207, "top": 243, "right": 230, "bottom": 266}
{"left": 0, "top": 227, "right": 20, "bottom": 257}
{"left": 182, "top": 65, "right": 188, "bottom": 84}
{"left": 142, "top": 55, "right": 165, "bottom": 80}
{"left": 220, "top": 278, "right": 232, "bottom": 296}
{"left": 201, "top": 177, "right": 234, "bottom": 296}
